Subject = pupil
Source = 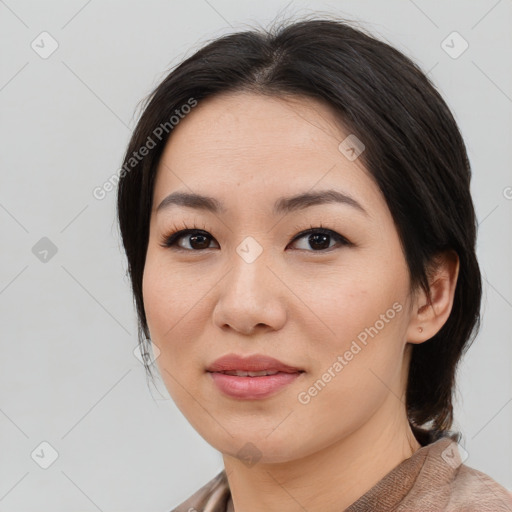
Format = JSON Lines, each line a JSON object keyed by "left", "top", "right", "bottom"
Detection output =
{"left": 191, "top": 234, "right": 209, "bottom": 249}
{"left": 310, "top": 233, "right": 329, "bottom": 250}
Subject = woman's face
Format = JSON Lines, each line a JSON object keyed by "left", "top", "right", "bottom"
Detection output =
{"left": 143, "top": 92, "right": 417, "bottom": 463}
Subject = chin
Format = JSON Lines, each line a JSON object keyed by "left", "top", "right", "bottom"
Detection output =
{"left": 206, "top": 429, "right": 309, "bottom": 466}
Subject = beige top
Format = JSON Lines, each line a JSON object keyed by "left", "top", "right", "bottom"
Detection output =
{"left": 170, "top": 436, "right": 512, "bottom": 511}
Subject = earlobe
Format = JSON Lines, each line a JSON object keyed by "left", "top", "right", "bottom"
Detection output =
{"left": 407, "top": 250, "right": 460, "bottom": 344}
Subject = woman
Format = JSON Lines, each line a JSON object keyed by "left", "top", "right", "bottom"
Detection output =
{"left": 116, "top": 15, "right": 512, "bottom": 512}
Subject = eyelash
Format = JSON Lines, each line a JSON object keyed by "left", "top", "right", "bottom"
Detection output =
{"left": 159, "top": 221, "right": 352, "bottom": 253}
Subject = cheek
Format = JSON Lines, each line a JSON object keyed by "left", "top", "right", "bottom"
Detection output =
{"left": 295, "top": 301, "right": 408, "bottom": 442}
{"left": 142, "top": 261, "right": 199, "bottom": 410}
{"left": 142, "top": 260, "right": 185, "bottom": 378}
{"left": 142, "top": 254, "right": 196, "bottom": 335}
{"left": 301, "top": 268, "right": 409, "bottom": 394}
{"left": 142, "top": 254, "right": 211, "bottom": 385}
{"left": 297, "top": 261, "right": 404, "bottom": 339}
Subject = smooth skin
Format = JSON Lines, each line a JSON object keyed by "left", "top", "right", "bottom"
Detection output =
{"left": 142, "top": 91, "right": 459, "bottom": 512}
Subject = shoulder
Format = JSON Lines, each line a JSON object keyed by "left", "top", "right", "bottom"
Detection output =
{"left": 393, "top": 436, "right": 512, "bottom": 511}
{"left": 408, "top": 436, "right": 512, "bottom": 511}
{"left": 446, "top": 463, "right": 512, "bottom": 511}
{"left": 169, "top": 470, "right": 230, "bottom": 512}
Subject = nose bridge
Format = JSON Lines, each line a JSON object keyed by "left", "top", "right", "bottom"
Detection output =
{"left": 229, "top": 234, "right": 270, "bottom": 292}
{"left": 235, "top": 234, "right": 266, "bottom": 266}
{"left": 218, "top": 230, "right": 288, "bottom": 312}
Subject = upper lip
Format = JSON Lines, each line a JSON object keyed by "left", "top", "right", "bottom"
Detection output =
{"left": 206, "top": 353, "right": 304, "bottom": 373}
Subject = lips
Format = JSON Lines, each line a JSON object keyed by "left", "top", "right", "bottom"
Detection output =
{"left": 206, "top": 353, "right": 304, "bottom": 374}
{"left": 206, "top": 353, "right": 304, "bottom": 399}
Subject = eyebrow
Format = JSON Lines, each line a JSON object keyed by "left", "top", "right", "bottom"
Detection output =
{"left": 156, "top": 189, "right": 368, "bottom": 217}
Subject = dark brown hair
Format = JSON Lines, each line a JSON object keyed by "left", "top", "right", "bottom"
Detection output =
{"left": 117, "top": 15, "right": 481, "bottom": 446}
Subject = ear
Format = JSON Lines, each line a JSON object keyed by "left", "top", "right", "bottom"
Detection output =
{"left": 406, "top": 250, "right": 460, "bottom": 344}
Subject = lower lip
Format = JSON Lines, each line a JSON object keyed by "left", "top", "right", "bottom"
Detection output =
{"left": 208, "top": 371, "right": 303, "bottom": 399}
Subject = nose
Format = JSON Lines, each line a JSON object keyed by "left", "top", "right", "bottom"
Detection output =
{"left": 212, "top": 242, "right": 287, "bottom": 336}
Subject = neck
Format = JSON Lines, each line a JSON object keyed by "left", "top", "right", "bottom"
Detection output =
{"left": 223, "top": 398, "right": 421, "bottom": 512}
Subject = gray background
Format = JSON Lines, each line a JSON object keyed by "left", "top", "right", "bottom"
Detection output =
{"left": 1, "top": 0, "right": 511, "bottom": 510}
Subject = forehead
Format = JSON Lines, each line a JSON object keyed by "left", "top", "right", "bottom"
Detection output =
{"left": 152, "top": 92, "right": 385, "bottom": 216}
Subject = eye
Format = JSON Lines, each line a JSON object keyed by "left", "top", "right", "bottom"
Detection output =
{"left": 160, "top": 228, "right": 219, "bottom": 251}
{"left": 162, "top": 229, "right": 217, "bottom": 250}
{"left": 287, "top": 226, "right": 351, "bottom": 252}
{"left": 159, "top": 223, "right": 352, "bottom": 252}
